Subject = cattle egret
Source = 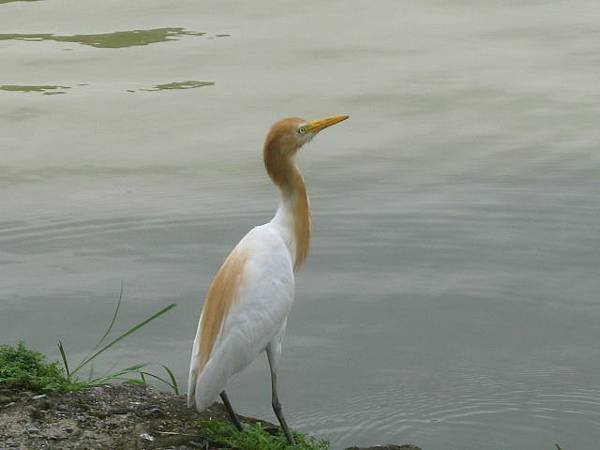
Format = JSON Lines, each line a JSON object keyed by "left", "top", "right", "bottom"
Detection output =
{"left": 187, "top": 114, "right": 349, "bottom": 443}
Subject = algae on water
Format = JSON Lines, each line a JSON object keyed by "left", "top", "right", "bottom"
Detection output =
{"left": 0, "top": 28, "right": 205, "bottom": 48}
{"left": 0, "top": 85, "right": 70, "bottom": 95}
{"left": 141, "top": 80, "right": 215, "bottom": 92}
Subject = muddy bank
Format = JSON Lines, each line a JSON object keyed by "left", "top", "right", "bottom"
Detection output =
{"left": 0, "top": 383, "right": 421, "bottom": 450}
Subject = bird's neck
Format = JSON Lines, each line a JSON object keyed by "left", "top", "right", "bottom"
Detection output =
{"left": 266, "top": 154, "right": 310, "bottom": 271}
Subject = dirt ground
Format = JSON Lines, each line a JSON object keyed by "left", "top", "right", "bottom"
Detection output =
{"left": 0, "top": 383, "right": 421, "bottom": 450}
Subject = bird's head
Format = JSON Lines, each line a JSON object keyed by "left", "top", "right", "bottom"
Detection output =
{"left": 264, "top": 115, "right": 349, "bottom": 158}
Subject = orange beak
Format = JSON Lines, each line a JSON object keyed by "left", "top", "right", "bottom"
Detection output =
{"left": 305, "top": 114, "right": 349, "bottom": 133}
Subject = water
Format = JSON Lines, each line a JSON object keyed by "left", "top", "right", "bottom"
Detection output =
{"left": 1, "top": 1, "right": 600, "bottom": 448}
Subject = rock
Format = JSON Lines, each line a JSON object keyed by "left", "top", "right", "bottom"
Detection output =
{"left": 77, "top": 402, "right": 91, "bottom": 411}
{"left": 139, "top": 432, "right": 154, "bottom": 441}
{"left": 28, "top": 406, "right": 45, "bottom": 420}
{"left": 142, "top": 406, "right": 165, "bottom": 418}
{"left": 0, "top": 395, "right": 15, "bottom": 405}
{"left": 38, "top": 400, "right": 52, "bottom": 410}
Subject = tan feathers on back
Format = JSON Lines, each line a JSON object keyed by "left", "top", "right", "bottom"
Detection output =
{"left": 197, "top": 247, "right": 249, "bottom": 373}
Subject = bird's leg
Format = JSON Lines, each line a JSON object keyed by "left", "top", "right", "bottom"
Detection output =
{"left": 220, "top": 390, "right": 243, "bottom": 432}
{"left": 266, "top": 347, "right": 295, "bottom": 445}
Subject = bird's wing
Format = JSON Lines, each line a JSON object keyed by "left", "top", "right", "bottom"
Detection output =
{"left": 187, "top": 224, "right": 294, "bottom": 410}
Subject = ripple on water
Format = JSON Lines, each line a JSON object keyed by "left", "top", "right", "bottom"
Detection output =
{"left": 0, "top": 209, "right": 265, "bottom": 253}
{"left": 0, "top": 215, "right": 196, "bottom": 244}
{"left": 292, "top": 373, "right": 600, "bottom": 448}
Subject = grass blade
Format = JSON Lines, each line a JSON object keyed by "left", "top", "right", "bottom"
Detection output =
{"left": 160, "top": 364, "right": 180, "bottom": 395}
{"left": 139, "top": 371, "right": 178, "bottom": 393}
{"left": 57, "top": 340, "right": 70, "bottom": 377}
{"left": 103, "top": 363, "right": 148, "bottom": 378}
{"left": 76, "top": 283, "right": 125, "bottom": 368}
{"left": 87, "top": 363, "right": 149, "bottom": 385}
{"left": 71, "top": 303, "right": 176, "bottom": 376}
{"left": 95, "top": 281, "right": 124, "bottom": 349}
{"left": 94, "top": 360, "right": 120, "bottom": 381}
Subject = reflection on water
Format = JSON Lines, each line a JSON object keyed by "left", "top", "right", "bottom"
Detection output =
{"left": 141, "top": 80, "right": 215, "bottom": 92}
{"left": 0, "top": 84, "right": 70, "bottom": 95}
{"left": 0, "top": 28, "right": 205, "bottom": 48}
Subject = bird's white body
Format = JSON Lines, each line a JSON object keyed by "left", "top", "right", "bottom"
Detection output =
{"left": 186, "top": 115, "right": 348, "bottom": 442}
{"left": 188, "top": 199, "right": 297, "bottom": 410}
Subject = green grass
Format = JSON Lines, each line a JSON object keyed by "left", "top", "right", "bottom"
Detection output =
{"left": 197, "top": 419, "right": 329, "bottom": 450}
{"left": 0, "top": 341, "right": 81, "bottom": 392}
{"left": 1, "top": 284, "right": 179, "bottom": 393}
{"left": 57, "top": 284, "right": 178, "bottom": 393}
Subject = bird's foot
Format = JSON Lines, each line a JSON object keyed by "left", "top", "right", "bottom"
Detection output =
{"left": 263, "top": 424, "right": 295, "bottom": 445}
{"left": 263, "top": 424, "right": 280, "bottom": 436}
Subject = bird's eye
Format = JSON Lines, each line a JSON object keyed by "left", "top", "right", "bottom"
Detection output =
{"left": 298, "top": 126, "right": 307, "bottom": 135}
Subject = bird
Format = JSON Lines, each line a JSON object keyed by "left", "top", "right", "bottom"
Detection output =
{"left": 187, "top": 114, "right": 349, "bottom": 444}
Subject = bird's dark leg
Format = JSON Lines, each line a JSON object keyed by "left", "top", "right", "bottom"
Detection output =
{"left": 266, "top": 347, "right": 295, "bottom": 445}
{"left": 220, "top": 390, "right": 243, "bottom": 432}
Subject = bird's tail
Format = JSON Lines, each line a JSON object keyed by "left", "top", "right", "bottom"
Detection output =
{"left": 187, "top": 322, "right": 204, "bottom": 408}
{"left": 188, "top": 329, "right": 258, "bottom": 411}
{"left": 187, "top": 356, "right": 200, "bottom": 408}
